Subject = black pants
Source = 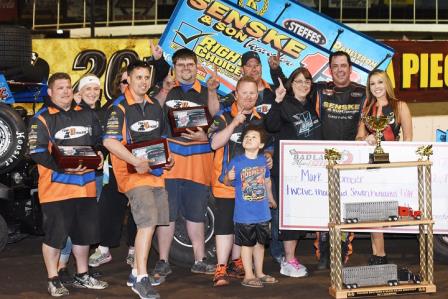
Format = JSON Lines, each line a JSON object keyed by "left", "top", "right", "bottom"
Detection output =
{"left": 98, "top": 170, "right": 137, "bottom": 248}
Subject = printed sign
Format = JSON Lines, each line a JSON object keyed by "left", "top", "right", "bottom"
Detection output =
{"left": 159, "top": 0, "right": 394, "bottom": 94}
{"left": 385, "top": 40, "right": 448, "bottom": 102}
{"left": 279, "top": 140, "right": 448, "bottom": 234}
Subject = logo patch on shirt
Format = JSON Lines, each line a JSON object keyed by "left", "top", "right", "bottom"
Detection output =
{"left": 350, "top": 92, "right": 363, "bottom": 97}
{"left": 166, "top": 100, "right": 200, "bottom": 109}
{"left": 230, "top": 132, "right": 242, "bottom": 143}
{"left": 55, "top": 126, "right": 91, "bottom": 140}
{"left": 322, "top": 89, "right": 334, "bottom": 96}
{"left": 130, "top": 120, "right": 159, "bottom": 132}
{"left": 256, "top": 104, "right": 271, "bottom": 114}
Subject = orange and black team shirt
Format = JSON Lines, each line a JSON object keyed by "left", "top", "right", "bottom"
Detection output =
{"left": 28, "top": 103, "right": 102, "bottom": 204}
{"left": 163, "top": 80, "right": 214, "bottom": 186}
{"left": 103, "top": 88, "right": 168, "bottom": 193}
{"left": 208, "top": 102, "right": 264, "bottom": 199}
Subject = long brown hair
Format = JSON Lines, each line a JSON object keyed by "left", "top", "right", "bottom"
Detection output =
{"left": 365, "top": 69, "right": 401, "bottom": 123}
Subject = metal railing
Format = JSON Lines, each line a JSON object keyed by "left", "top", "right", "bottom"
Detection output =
{"left": 28, "top": 0, "right": 448, "bottom": 31}
{"left": 31, "top": 0, "right": 174, "bottom": 30}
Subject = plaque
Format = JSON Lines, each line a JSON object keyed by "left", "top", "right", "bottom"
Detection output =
{"left": 168, "top": 106, "right": 211, "bottom": 137}
{"left": 52, "top": 145, "right": 101, "bottom": 169}
{"left": 125, "top": 138, "right": 169, "bottom": 173}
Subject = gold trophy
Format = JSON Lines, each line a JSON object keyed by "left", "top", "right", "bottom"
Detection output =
{"left": 363, "top": 115, "right": 392, "bottom": 164}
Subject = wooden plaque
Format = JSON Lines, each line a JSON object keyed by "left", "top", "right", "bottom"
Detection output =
{"left": 168, "top": 106, "right": 211, "bottom": 137}
{"left": 52, "top": 145, "right": 101, "bottom": 170}
{"left": 125, "top": 138, "right": 169, "bottom": 173}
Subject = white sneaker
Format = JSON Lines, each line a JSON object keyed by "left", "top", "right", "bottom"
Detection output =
{"left": 280, "top": 258, "right": 308, "bottom": 278}
{"left": 89, "top": 248, "right": 112, "bottom": 267}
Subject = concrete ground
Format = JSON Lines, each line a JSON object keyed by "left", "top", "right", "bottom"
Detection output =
{"left": 0, "top": 236, "right": 446, "bottom": 299}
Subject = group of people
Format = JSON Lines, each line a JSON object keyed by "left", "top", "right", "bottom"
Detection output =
{"left": 27, "top": 41, "right": 412, "bottom": 299}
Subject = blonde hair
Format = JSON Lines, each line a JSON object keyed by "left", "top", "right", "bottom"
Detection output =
{"left": 365, "top": 69, "right": 401, "bottom": 123}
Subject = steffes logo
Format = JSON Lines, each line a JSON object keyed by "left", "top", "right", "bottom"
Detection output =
{"left": 238, "top": 0, "right": 269, "bottom": 16}
{"left": 130, "top": 120, "right": 159, "bottom": 132}
{"left": 55, "top": 126, "right": 91, "bottom": 140}
{"left": 283, "top": 19, "right": 326, "bottom": 45}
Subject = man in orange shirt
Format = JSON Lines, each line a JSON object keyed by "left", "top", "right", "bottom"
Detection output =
{"left": 29, "top": 72, "right": 108, "bottom": 297}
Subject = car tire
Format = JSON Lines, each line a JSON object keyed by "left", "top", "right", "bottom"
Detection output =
{"left": 0, "top": 26, "right": 32, "bottom": 69}
{"left": 434, "top": 234, "right": 448, "bottom": 264}
{"left": 0, "top": 214, "right": 7, "bottom": 252}
{"left": 0, "top": 103, "right": 27, "bottom": 175}
{"left": 152, "top": 197, "right": 216, "bottom": 267}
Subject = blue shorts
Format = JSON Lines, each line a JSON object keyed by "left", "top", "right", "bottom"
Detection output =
{"left": 165, "top": 179, "right": 210, "bottom": 223}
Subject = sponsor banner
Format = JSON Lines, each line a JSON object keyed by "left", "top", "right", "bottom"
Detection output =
{"left": 385, "top": 40, "right": 448, "bottom": 103}
{"left": 159, "top": 0, "right": 393, "bottom": 95}
{"left": 0, "top": 0, "right": 18, "bottom": 21}
{"left": 279, "top": 140, "right": 448, "bottom": 233}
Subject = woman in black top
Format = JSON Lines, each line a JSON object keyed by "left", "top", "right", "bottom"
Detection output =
{"left": 264, "top": 67, "right": 321, "bottom": 278}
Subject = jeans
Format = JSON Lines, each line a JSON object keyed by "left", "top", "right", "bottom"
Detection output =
{"left": 59, "top": 237, "right": 72, "bottom": 265}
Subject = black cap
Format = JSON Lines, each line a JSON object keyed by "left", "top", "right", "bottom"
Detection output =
{"left": 241, "top": 51, "right": 261, "bottom": 66}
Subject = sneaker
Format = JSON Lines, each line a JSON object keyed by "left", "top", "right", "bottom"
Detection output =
{"left": 73, "top": 273, "right": 108, "bottom": 289}
{"left": 213, "top": 264, "right": 230, "bottom": 287}
{"left": 132, "top": 277, "right": 161, "bottom": 299}
{"left": 368, "top": 255, "right": 388, "bottom": 265}
{"left": 317, "top": 251, "right": 329, "bottom": 270}
{"left": 89, "top": 248, "right": 112, "bottom": 267}
{"left": 127, "top": 272, "right": 165, "bottom": 287}
{"left": 126, "top": 252, "right": 135, "bottom": 267}
{"left": 280, "top": 258, "right": 308, "bottom": 278}
{"left": 47, "top": 277, "right": 69, "bottom": 297}
{"left": 227, "top": 258, "right": 245, "bottom": 278}
{"left": 273, "top": 255, "right": 284, "bottom": 265}
{"left": 57, "top": 268, "right": 74, "bottom": 285}
{"left": 191, "top": 259, "right": 215, "bottom": 275}
{"left": 151, "top": 260, "right": 172, "bottom": 277}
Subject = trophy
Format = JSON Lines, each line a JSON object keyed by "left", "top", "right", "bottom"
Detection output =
{"left": 363, "top": 115, "right": 392, "bottom": 164}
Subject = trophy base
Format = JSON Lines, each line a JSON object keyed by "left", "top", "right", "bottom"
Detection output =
{"left": 369, "top": 153, "right": 390, "bottom": 164}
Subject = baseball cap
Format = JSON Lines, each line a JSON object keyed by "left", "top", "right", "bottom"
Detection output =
{"left": 241, "top": 51, "right": 261, "bottom": 66}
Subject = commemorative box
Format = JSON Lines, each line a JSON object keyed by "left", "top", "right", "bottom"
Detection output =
{"left": 125, "top": 138, "right": 169, "bottom": 173}
{"left": 52, "top": 145, "right": 101, "bottom": 169}
{"left": 168, "top": 106, "right": 211, "bottom": 137}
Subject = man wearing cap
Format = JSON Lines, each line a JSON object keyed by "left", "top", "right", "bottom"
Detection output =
{"left": 221, "top": 51, "right": 276, "bottom": 116}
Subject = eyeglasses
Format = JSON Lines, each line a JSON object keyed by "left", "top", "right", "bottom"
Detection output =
{"left": 175, "top": 63, "right": 196, "bottom": 69}
{"left": 293, "top": 79, "right": 312, "bottom": 86}
{"left": 120, "top": 79, "right": 128, "bottom": 85}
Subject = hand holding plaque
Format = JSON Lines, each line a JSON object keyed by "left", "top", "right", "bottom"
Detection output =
{"left": 363, "top": 115, "right": 392, "bottom": 164}
{"left": 52, "top": 145, "right": 102, "bottom": 170}
{"left": 125, "top": 138, "right": 169, "bottom": 173}
{"left": 168, "top": 106, "right": 211, "bottom": 137}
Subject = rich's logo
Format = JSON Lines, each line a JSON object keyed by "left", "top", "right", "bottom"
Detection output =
{"left": 238, "top": 0, "right": 269, "bottom": 16}
{"left": 165, "top": 100, "right": 200, "bottom": 109}
{"left": 283, "top": 19, "right": 327, "bottom": 45}
{"left": 130, "top": 120, "right": 159, "bottom": 132}
{"left": 55, "top": 126, "right": 91, "bottom": 140}
{"left": 0, "top": 87, "right": 9, "bottom": 101}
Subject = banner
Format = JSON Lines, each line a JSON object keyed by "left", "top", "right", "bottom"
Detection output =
{"left": 279, "top": 140, "right": 448, "bottom": 234}
{"left": 159, "top": 0, "right": 394, "bottom": 95}
{"left": 385, "top": 40, "right": 448, "bottom": 103}
{"left": 32, "top": 38, "right": 152, "bottom": 104}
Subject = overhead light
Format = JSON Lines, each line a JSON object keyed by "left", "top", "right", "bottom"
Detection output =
{"left": 56, "top": 29, "right": 64, "bottom": 34}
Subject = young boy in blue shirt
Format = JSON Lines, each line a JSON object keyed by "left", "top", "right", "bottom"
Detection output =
{"left": 224, "top": 124, "right": 278, "bottom": 288}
